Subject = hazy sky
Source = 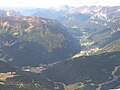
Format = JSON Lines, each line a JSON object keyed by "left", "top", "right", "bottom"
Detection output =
{"left": 0, "top": 0, "right": 120, "bottom": 8}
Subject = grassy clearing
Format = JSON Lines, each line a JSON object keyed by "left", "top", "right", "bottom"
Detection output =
{"left": 71, "top": 53, "right": 85, "bottom": 59}
{"left": 0, "top": 72, "right": 17, "bottom": 81}
{"left": 81, "top": 41, "right": 94, "bottom": 47}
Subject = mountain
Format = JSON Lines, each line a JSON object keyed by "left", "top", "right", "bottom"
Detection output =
{"left": 19, "top": 6, "right": 120, "bottom": 27}
{"left": 0, "top": 9, "right": 20, "bottom": 16}
{"left": 0, "top": 16, "right": 80, "bottom": 67}
{"left": 42, "top": 51, "right": 120, "bottom": 90}
{"left": 96, "top": 39, "right": 120, "bottom": 55}
{"left": 17, "top": 6, "right": 120, "bottom": 39}
{"left": 88, "top": 16, "right": 120, "bottom": 48}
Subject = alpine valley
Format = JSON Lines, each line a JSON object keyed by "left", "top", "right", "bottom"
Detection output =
{"left": 0, "top": 6, "right": 120, "bottom": 90}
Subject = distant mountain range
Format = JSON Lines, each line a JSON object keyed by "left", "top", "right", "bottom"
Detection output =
{"left": 16, "top": 6, "right": 120, "bottom": 43}
{"left": 0, "top": 9, "right": 20, "bottom": 16}
{"left": 16, "top": 6, "right": 120, "bottom": 27}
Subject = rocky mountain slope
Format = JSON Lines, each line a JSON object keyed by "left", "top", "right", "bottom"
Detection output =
{"left": 0, "top": 16, "right": 80, "bottom": 67}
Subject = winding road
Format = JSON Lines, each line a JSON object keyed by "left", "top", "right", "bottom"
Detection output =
{"left": 96, "top": 66, "right": 120, "bottom": 90}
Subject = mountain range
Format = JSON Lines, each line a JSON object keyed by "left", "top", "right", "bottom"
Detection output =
{"left": 0, "top": 5, "right": 120, "bottom": 90}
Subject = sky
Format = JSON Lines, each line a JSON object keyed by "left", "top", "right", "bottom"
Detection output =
{"left": 0, "top": 0, "right": 120, "bottom": 8}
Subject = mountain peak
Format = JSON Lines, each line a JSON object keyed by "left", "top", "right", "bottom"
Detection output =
{"left": 0, "top": 9, "right": 20, "bottom": 16}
